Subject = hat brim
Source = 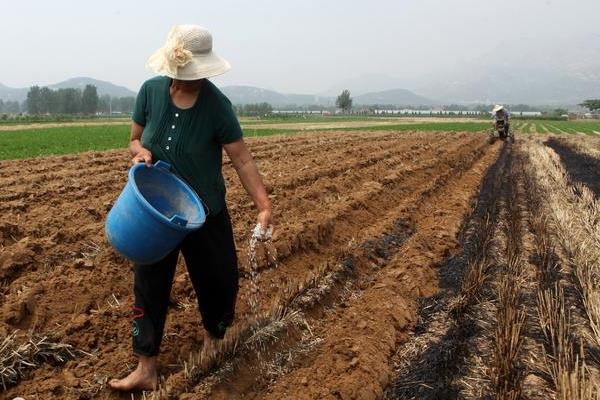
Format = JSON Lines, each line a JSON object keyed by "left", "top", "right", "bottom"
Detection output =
{"left": 147, "top": 50, "right": 231, "bottom": 80}
{"left": 493, "top": 106, "right": 504, "bottom": 112}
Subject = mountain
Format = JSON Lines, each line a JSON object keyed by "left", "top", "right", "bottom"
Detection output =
{"left": 0, "top": 83, "right": 28, "bottom": 102}
{"left": 419, "top": 66, "right": 600, "bottom": 105}
{"left": 220, "top": 86, "right": 289, "bottom": 105}
{"left": 221, "top": 85, "right": 432, "bottom": 107}
{"left": 220, "top": 85, "right": 333, "bottom": 106}
{"left": 416, "top": 34, "right": 600, "bottom": 105}
{"left": 2, "top": 78, "right": 433, "bottom": 107}
{"left": 354, "top": 88, "right": 434, "bottom": 106}
{"left": 320, "top": 74, "right": 412, "bottom": 97}
{"left": 49, "top": 77, "right": 136, "bottom": 98}
{"left": 0, "top": 77, "right": 136, "bottom": 102}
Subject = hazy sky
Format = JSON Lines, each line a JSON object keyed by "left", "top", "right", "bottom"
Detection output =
{"left": 1, "top": 0, "right": 598, "bottom": 94}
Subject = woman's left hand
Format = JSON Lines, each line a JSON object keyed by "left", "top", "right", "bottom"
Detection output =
{"left": 256, "top": 209, "right": 274, "bottom": 241}
{"left": 225, "top": 139, "right": 274, "bottom": 241}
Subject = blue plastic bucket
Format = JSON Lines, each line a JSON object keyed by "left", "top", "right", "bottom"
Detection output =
{"left": 105, "top": 160, "right": 206, "bottom": 265}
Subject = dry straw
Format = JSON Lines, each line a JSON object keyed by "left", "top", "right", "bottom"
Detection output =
{"left": 525, "top": 137, "right": 600, "bottom": 397}
{"left": 490, "top": 150, "right": 528, "bottom": 400}
{"left": 0, "top": 332, "right": 77, "bottom": 390}
{"left": 493, "top": 252, "right": 527, "bottom": 400}
{"left": 530, "top": 141, "right": 600, "bottom": 349}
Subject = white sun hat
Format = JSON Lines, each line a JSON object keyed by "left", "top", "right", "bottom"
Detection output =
{"left": 492, "top": 104, "right": 504, "bottom": 113}
{"left": 146, "top": 25, "right": 231, "bottom": 80}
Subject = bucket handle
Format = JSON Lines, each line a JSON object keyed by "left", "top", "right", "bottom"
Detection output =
{"left": 169, "top": 214, "right": 188, "bottom": 227}
{"left": 154, "top": 160, "right": 171, "bottom": 171}
{"left": 152, "top": 160, "right": 209, "bottom": 221}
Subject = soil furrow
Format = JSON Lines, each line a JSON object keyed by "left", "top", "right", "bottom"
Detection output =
{"left": 1, "top": 131, "right": 509, "bottom": 400}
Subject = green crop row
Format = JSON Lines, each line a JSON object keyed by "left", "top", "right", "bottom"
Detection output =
{"left": 0, "top": 125, "right": 130, "bottom": 160}
{"left": 0, "top": 122, "right": 494, "bottom": 161}
{"left": 546, "top": 121, "right": 600, "bottom": 135}
{"left": 3, "top": 119, "right": 597, "bottom": 161}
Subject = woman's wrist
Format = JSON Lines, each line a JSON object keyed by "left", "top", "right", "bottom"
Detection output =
{"left": 257, "top": 202, "right": 271, "bottom": 214}
{"left": 129, "top": 140, "right": 140, "bottom": 155}
{"left": 130, "top": 140, "right": 146, "bottom": 156}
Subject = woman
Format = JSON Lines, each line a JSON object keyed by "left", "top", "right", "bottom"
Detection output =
{"left": 109, "top": 25, "right": 273, "bottom": 391}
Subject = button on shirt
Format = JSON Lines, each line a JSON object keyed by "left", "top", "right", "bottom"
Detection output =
{"left": 132, "top": 76, "right": 244, "bottom": 214}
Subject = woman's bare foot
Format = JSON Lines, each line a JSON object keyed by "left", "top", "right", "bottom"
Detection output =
{"left": 200, "top": 331, "right": 219, "bottom": 367}
{"left": 109, "top": 356, "right": 158, "bottom": 391}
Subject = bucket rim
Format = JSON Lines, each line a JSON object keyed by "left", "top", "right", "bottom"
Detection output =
{"left": 128, "top": 163, "right": 206, "bottom": 231}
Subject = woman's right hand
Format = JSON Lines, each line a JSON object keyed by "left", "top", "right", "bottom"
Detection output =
{"left": 131, "top": 148, "right": 153, "bottom": 166}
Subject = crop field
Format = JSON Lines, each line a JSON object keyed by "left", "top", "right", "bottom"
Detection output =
{"left": 0, "top": 125, "right": 131, "bottom": 160}
{"left": 1, "top": 127, "right": 600, "bottom": 399}
{"left": 0, "top": 118, "right": 493, "bottom": 161}
{"left": 515, "top": 120, "right": 600, "bottom": 135}
{"left": 1, "top": 118, "right": 598, "bottom": 161}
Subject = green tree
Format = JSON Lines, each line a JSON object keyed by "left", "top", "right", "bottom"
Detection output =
{"left": 26, "top": 85, "right": 42, "bottom": 114}
{"left": 58, "top": 88, "right": 82, "bottom": 114}
{"left": 336, "top": 89, "right": 352, "bottom": 112}
{"left": 237, "top": 102, "right": 273, "bottom": 116}
{"left": 81, "top": 84, "right": 99, "bottom": 114}
{"left": 39, "top": 87, "right": 55, "bottom": 114}
{"left": 552, "top": 108, "right": 568, "bottom": 115}
{"left": 117, "top": 97, "right": 136, "bottom": 113}
{"left": 510, "top": 104, "right": 536, "bottom": 112}
{"left": 98, "top": 94, "right": 111, "bottom": 114}
{"left": 258, "top": 102, "right": 273, "bottom": 116}
{"left": 5, "top": 100, "right": 20, "bottom": 114}
{"left": 579, "top": 99, "right": 600, "bottom": 112}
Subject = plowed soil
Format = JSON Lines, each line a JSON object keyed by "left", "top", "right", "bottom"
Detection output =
{"left": 5, "top": 131, "right": 596, "bottom": 399}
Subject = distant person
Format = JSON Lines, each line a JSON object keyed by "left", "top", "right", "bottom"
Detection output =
{"left": 492, "top": 104, "right": 510, "bottom": 137}
{"left": 109, "top": 24, "right": 273, "bottom": 392}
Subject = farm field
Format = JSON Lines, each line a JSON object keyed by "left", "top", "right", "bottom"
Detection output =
{"left": 1, "top": 130, "right": 600, "bottom": 399}
{"left": 2, "top": 117, "right": 599, "bottom": 161}
{"left": 515, "top": 120, "right": 600, "bottom": 135}
{"left": 0, "top": 119, "right": 491, "bottom": 160}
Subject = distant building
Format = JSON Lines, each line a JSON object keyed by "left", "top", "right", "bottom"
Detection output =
{"left": 568, "top": 112, "right": 600, "bottom": 120}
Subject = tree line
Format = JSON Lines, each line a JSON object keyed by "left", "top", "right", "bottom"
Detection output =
{"left": 4, "top": 86, "right": 600, "bottom": 117}
{"left": 233, "top": 102, "right": 273, "bottom": 116}
{"left": 228, "top": 97, "right": 600, "bottom": 116}
{"left": 24, "top": 84, "right": 135, "bottom": 115}
{"left": 580, "top": 99, "right": 600, "bottom": 112}
{"left": 0, "top": 99, "right": 22, "bottom": 114}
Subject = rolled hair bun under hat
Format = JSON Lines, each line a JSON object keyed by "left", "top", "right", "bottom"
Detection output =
{"left": 146, "top": 25, "right": 231, "bottom": 80}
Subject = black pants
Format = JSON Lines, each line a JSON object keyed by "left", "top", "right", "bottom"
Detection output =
{"left": 132, "top": 208, "right": 239, "bottom": 357}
